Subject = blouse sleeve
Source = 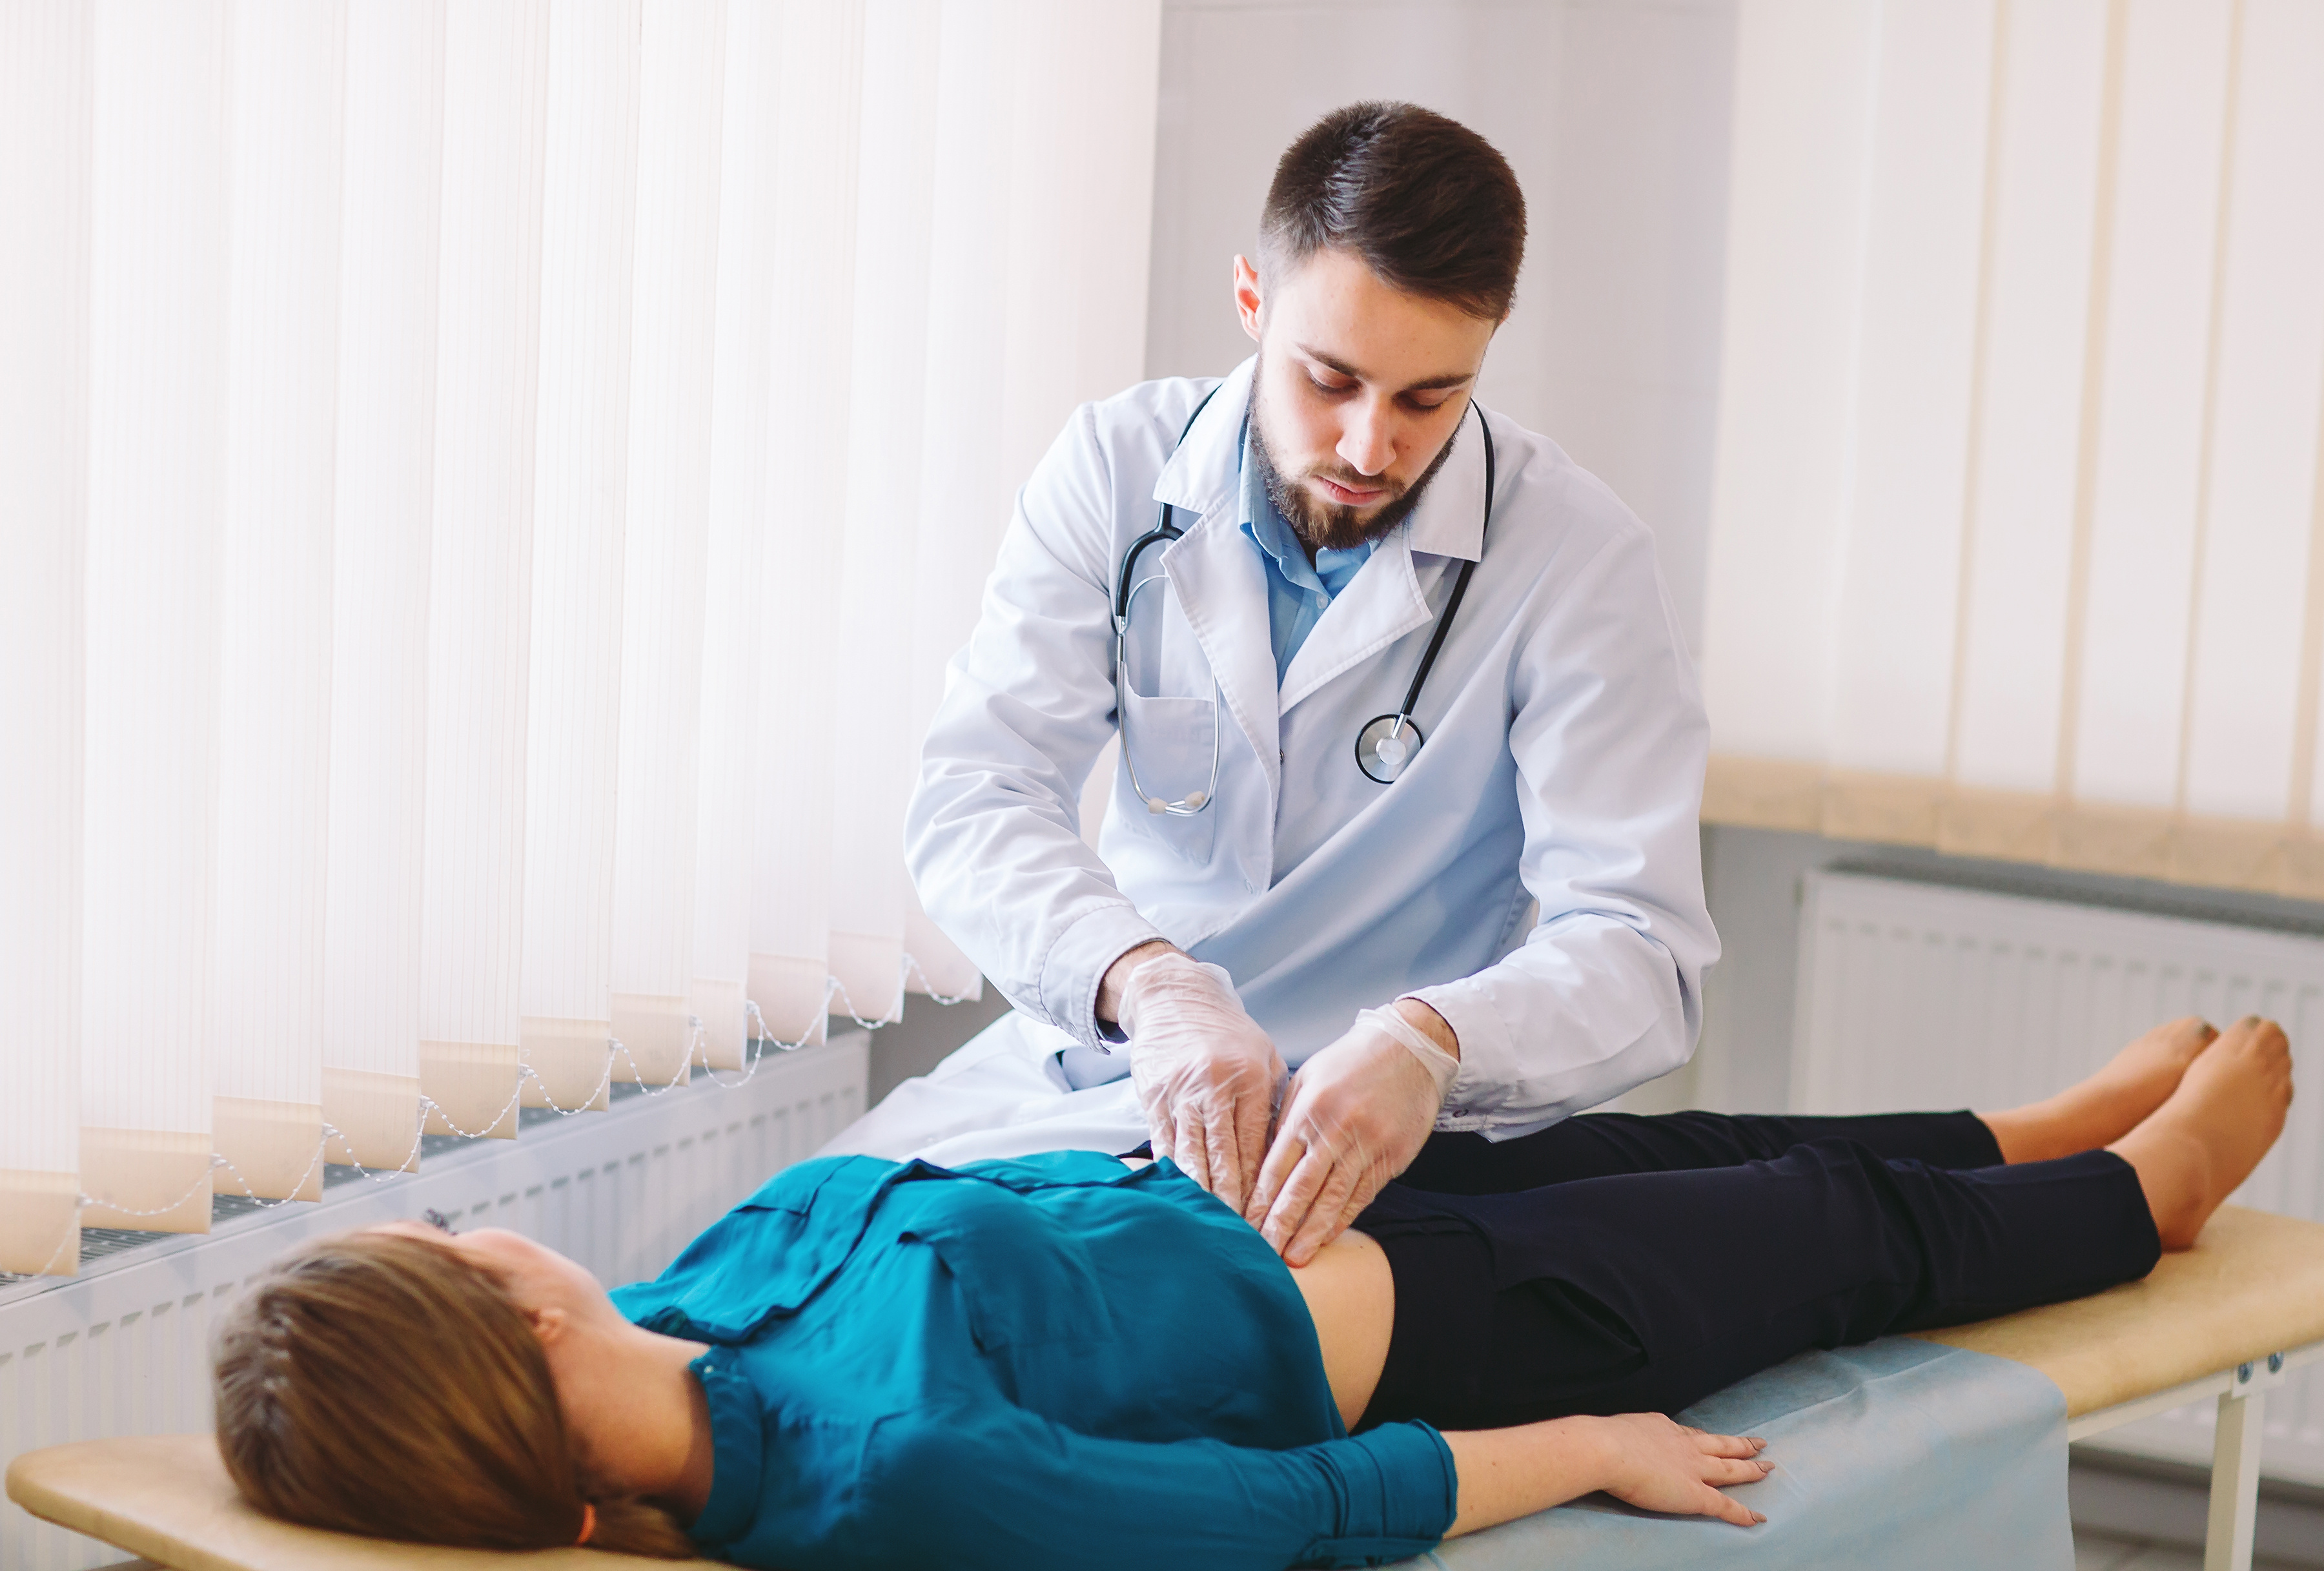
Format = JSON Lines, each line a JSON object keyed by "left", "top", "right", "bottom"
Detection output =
{"left": 846, "top": 1404, "right": 1457, "bottom": 1571}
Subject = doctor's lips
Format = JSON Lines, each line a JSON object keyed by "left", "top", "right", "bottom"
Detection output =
{"left": 1309, "top": 472, "right": 1395, "bottom": 508}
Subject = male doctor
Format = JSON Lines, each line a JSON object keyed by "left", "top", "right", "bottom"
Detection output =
{"left": 837, "top": 102, "right": 1717, "bottom": 1265}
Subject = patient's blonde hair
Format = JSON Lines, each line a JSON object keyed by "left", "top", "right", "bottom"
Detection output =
{"left": 211, "top": 1231, "right": 694, "bottom": 1558}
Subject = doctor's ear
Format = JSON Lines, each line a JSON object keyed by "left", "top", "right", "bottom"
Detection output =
{"left": 1233, "top": 254, "right": 1264, "bottom": 344}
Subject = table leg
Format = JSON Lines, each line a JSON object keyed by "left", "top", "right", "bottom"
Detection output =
{"left": 2203, "top": 1384, "right": 2267, "bottom": 1571}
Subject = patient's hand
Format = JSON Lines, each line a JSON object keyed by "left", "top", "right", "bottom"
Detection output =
{"left": 1586, "top": 1414, "right": 1771, "bottom": 1526}
{"left": 1440, "top": 1413, "right": 1769, "bottom": 1537}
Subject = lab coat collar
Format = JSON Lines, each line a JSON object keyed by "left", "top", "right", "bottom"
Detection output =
{"left": 1154, "top": 358, "right": 1491, "bottom": 566}
{"left": 1151, "top": 367, "right": 1493, "bottom": 722}
{"left": 1277, "top": 531, "right": 1441, "bottom": 714}
{"left": 1152, "top": 358, "right": 1254, "bottom": 519}
{"left": 1405, "top": 400, "right": 1491, "bottom": 564}
{"left": 1277, "top": 405, "right": 1492, "bottom": 712}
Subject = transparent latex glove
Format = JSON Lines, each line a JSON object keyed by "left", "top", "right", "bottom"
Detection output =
{"left": 1245, "top": 1005, "right": 1458, "bottom": 1266}
{"left": 1119, "top": 952, "right": 1287, "bottom": 1214}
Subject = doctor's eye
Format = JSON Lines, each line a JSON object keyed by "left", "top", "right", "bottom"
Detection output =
{"left": 1306, "top": 371, "right": 1356, "bottom": 398}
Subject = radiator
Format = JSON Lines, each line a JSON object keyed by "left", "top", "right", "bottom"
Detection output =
{"left": 0, "top": 1034, "right": 867, "bottom": 1571}
{"left": 1794, "top": 868, "right": 2324, "bottom": 1484}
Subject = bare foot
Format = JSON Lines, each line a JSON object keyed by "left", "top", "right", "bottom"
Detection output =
{"left": 1980, "top": 1016, "right": 2218, "bottom": 1163}
{"left": 2109, "top": 1016, "right": 2294, "bottom": 1249}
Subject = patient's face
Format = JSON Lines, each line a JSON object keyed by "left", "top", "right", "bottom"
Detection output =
{"left": 370, "top": 1222, "right": 609, "bottom": 1323}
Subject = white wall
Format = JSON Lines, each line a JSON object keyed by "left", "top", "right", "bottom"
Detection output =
{"left": 1144, "top": 0, "right": 1737, "bottom": 652}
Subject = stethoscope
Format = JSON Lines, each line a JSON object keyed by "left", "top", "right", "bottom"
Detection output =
{"left": 1112, "top": 391, "right": 1494, "bottom": 813}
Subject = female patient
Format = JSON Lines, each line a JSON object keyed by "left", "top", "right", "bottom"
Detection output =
{"left": 212, "top": 1014, "right": 2290, "bottom": 1569}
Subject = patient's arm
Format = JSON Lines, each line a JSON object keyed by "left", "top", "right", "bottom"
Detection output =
{"left": 1442, "top": 1415, "right": 1768, "bottom": 1535}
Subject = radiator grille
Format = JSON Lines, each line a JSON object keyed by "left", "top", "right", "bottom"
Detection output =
{"left": 1795, "top": 870, "right": 2324, "bottom": 1483}
{"left": 0, "top": 1035, "right": 866, "bottom": 1571}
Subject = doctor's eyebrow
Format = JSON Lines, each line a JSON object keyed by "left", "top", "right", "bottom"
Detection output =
{"left": 1295, "top": 343, "right": 1476, "bottom": 394}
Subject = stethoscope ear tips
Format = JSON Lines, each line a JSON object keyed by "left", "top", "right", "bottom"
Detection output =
{"left": 1182, "top": 791, "right": 1207, "bottom": 810}
{"left": 1147, "top": 797, "right": 1169, "bottom": 815}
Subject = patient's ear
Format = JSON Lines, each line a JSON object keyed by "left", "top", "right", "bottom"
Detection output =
{"left": 525, "top": 1304, "right": 570, "bottom": 1347}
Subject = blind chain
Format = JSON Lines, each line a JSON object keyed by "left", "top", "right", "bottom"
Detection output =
{"left": 16, "top": 968, "right": 973, "bottom": 1278}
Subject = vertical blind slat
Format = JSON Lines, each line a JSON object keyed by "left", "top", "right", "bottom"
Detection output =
{"left": 690, "top": 0, "right": 780, "bottom": 1069}
{"left": 80, "top": 0, "right": 232, "bottom": 1231}
{"left": 1698, "top": 0, "right": 1884, "bottom": 770}
{"left": 902, "top": 0, "right": 1026, "bottom": 1008}
{"left": 2064, "top": 0, "right": 2236, "bottom": 820}
{"left": 520, "top": 0, "right": 644, "bottom": 1112}
{"left": 827, "top": 0, "right": 943, "bottom": 1029}
{"left": 748, "top": 0, "right": 866, "bottom": 1045}
{"left": 1948, "top": 0, "right": 2112, "bottom": 808}
{"left": 420, "top": 0, "right": 551, "bottom": 1138}
{"left": 2180, "top": 0, "right": 2324, "bottom": 828}
{"left": 613, "top": 0, "right": 725, "bottom": 1085}
{"left": 0, "top": 0, "right": 92, "bottom": 1274}
{"left": 321, "top": 0, "right": 445, "bottom": 1172}
{"left": 1827, "top": 0, "right": 1997, "bottom": 787}
{"left": 210, "top": 0, "right": 347, "bottom": 1202}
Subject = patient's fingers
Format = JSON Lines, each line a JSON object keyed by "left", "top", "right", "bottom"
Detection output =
{"left": 1693, "top": 1432, "right": 1765, "bottom": 1459}
{"left": 1695, "top": 1484, "right": 1763, "bottom": 1528}
{"left": 1701, "top": 1456, "right": 1772, "bottom": 1486}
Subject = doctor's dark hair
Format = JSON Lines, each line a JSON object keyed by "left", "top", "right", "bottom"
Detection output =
{"left": 1260, "top": 101, "right": 1527, "bottom": 322}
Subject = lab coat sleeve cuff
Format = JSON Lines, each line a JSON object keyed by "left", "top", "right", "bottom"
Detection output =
{"left": 1039, "top": 902, "right": 1167, "bottom": 1052}
{"left": 1401, "top": 983, "right": 1515, "bottom": 1133}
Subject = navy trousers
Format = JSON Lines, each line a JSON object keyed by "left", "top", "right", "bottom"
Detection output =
{"left": 1355, "top": 1111, "right": 2161, "bottom": 1431}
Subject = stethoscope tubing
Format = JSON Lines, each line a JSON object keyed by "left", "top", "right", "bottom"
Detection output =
{"left": 1115, "top": 389, "right": 1495, "bottom": 803}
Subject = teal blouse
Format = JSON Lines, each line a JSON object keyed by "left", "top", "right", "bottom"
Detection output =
{"left": 608, "top": 1151, "right": 1458, "bottom": 1570}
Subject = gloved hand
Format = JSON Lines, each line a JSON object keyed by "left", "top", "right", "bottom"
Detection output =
{"left": 1245, "top": 1003, "right": 1458, "bottom": 1265}
{"left": 1117, "top": 950, "right": 1287, "bottom": 1214}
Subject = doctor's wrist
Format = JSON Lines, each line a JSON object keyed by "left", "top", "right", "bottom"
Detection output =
{"left": 1097, "top": 940, "right": 1180, "bottom": 1034}
{"left": 1391, "top": 997, "right": 1460, "bottom": 1062}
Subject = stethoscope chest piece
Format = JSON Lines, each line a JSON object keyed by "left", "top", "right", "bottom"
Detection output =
{"left": 1356, "top": 713, "right": 1424, "bottom": 785}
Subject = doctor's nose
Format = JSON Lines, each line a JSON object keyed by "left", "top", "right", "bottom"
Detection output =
{"left": 1337, "top": 402, "right": 1396, "bottom": 479}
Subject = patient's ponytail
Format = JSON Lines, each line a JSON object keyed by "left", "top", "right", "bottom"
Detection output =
{"left": 212, "top": 1232, "right": 695, "bottom": 1558}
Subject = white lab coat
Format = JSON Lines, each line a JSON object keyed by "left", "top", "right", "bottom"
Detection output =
{"left": 831, "top": 358, "right": 1717, "bottom": 1166}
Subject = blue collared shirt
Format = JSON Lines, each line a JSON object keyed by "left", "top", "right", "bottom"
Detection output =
{"left": 1240, "top": 435, "right": 1376, "bottom": 681}
{"left": 611, "top": 1151, "right": 1456, "bottom": 1570}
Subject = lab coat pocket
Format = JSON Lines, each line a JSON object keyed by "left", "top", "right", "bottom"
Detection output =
{"left": 1113, "top": 688, "right": 1218, "bottom": 863}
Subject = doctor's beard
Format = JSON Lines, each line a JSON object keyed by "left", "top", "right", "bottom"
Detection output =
{"left": 1247, "top": 368, "right": 1462, "bottom": 555}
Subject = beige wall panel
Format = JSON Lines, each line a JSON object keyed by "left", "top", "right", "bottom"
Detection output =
{"left": 1701, "top": 755, "right": 1828, "bottom": 833}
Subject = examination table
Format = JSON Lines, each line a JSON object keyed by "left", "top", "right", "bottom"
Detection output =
{"left": 12, "top": 1206, "right": 2324, "bottom": 1571}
